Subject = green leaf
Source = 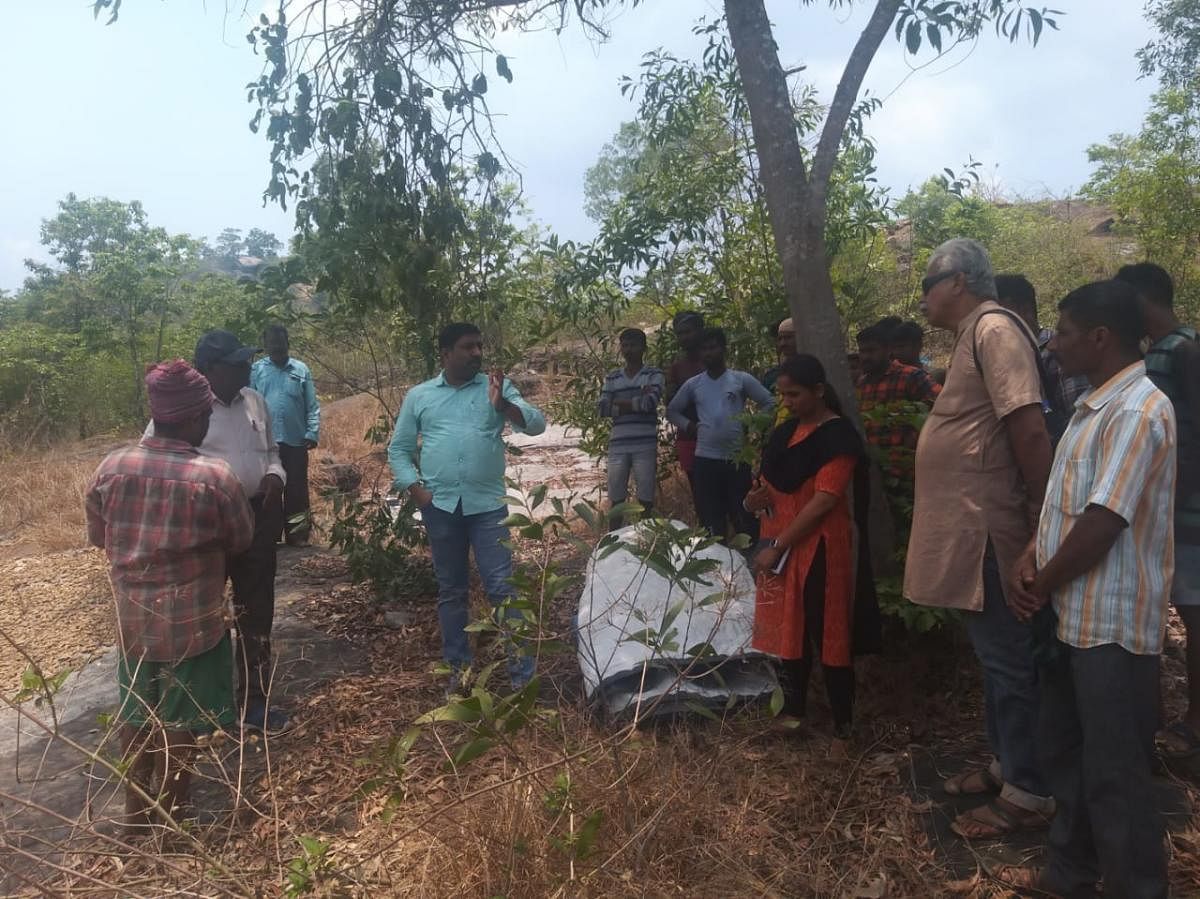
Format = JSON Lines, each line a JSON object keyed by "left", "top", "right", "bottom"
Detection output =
{"left": 297, "top": 834, "right": 329, "bottom": 859}
{"left": 415, "top": 696, "right": 483, "bottom": 724}
{"left": 575, "top": 810, "right": 603, "bottom": 859}
{"left": 905, "top": 19, "right": 922, "bottom": 54}
{"left": 728, "top": 533, "right": 752, "bottom": 550}
{"left": 685, "top": 701, "right": 719, "bottom": 722}
{"left": 529, "top": 483, "right": 548, "bottom": 509}
{"left": 768, "top": 686, "right": 785, "bottom": 718}
{"left": 573, "top": 502, "right": 597, "bottom": 529}
{"left": 926, "top": 23, "right": 942, "bottom": 53}
{"left": 452, "top": 736, "right": 495, "bottom": 767}
{"left": 496, "top": 54, "right": 514, "bottom": 83}
{"left": 501, "top": 512, "right": 532, "bottom": 528}
{"left": 622, "top": 628, "right": 657, "bottom": 647}
{"left": 661, "top": 598, "right": 685, "bottom": 632}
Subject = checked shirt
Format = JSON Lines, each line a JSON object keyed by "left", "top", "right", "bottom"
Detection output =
{"left": 856, "top": 360, "right": 941, "bottom": 481}
{"left": 86, "top": 436, "right": 254, "bottom": 662}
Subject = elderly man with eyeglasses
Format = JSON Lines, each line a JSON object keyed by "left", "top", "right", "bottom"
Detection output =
{"left": 904, "top": 238, "right": 1056, "bottom": 842}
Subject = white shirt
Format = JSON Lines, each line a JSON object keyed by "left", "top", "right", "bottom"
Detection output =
{"left": 145, "top": 387, "right": 286, "bottom": 496}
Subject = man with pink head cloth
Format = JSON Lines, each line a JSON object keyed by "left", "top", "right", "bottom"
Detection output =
{"left": 87, "top": 360, "right": 253, "bottom": 832}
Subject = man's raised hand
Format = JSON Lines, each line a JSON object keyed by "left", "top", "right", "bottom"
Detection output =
{"left": 488, "top": 369, "right": 506, "bottom": 410}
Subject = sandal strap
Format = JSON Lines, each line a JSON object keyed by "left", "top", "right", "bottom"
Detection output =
{"left": 945, "top": 767, "right": 1002, "bottom": 794}
{"left": 981, "top": 800, "right": 1023, "bottom": 830}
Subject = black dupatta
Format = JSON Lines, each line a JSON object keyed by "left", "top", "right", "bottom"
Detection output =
{"left": 758, "top": 416, "right": 883, "bottom": 656}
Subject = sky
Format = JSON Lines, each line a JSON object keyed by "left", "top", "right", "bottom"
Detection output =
{"left": 0, "top": 1, "right": 1157, "bottom": 292}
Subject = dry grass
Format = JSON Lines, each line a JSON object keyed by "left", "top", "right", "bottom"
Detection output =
{"left": 26, "top": 564, "right": 1196, "bottom": 898}
{"left": 4, "top": 399, "right": 1199, "bottom": 897}
{"left": 0, "top": 438, "right": 125, "bottom": 560}
{"left": 316, "top": 391, "right": 402, "bottom": 465}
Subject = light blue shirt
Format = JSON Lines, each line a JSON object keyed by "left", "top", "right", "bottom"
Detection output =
{"left": 388, "top": 371, "right": 546, "bottom": 515}
{"left": 250, "top": 357, "right": 320, "bottom": 447}
{"left": 666, "top": 368, "right": 773, "bottom": 460}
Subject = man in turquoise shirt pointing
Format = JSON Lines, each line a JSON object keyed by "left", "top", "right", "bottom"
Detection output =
{"left": 251, "top": 325, "right": 320, "bottom": 545}
{"left": 388, "top": 322, "right": 545, "bottom": 689}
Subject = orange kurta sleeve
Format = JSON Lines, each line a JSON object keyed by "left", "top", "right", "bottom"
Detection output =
{"left": 813, "top": 455, "right": 856, "bottom": 497}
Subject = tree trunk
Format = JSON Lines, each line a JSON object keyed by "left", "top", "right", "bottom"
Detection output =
{"left": 725, "top": 0, "right": 900, "bottom": 569}
{"left": 724, "top": 0, "right": 900, "bottom": 426}
{"left": 724, "top": 0, "right": 858, "bottom": 421}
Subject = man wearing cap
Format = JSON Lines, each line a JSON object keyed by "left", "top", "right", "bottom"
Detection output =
{"left": 145, "top": 330, "right": 288, "bottom": 732}
{"left": 89, "top": 360, "right": 254, "bottom": 830}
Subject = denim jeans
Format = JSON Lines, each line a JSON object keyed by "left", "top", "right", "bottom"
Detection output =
{"left": 607, "top": 448, "right": 657, "bottom": 505}
{"left": 422, "top": 501, "right": 535, "bottom": 687}
{"left": 963, "top": 541, "right": 1049, "bottom": 808}
{"left": 1038, "top": 643, "right": 1166, "bottom": 898}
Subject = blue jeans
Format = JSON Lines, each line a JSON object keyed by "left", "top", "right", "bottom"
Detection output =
{"left": 607, "top": 447, "right": 657, "bottom": 505}
{"left": 963, "top": 541, "right": 1049, "bottom": 806}
{"left": 422, "top": 502, "right": 534, "bottom": 687}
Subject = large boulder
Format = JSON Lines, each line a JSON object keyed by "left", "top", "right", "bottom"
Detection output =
{"left": 576, "top": 520, "right": 777, "bottom": 721}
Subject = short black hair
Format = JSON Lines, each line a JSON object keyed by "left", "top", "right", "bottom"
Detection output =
{"left": 672, "top": 310, "right": 704, "bottom": 330}
{"left": 856, "top": 323, "right": 890, "bottom": 346}
{"left": 995, "top": 274, "right": 1037, "bottom": 317}
{"left": 699, "top": 327, "right": 726, "bottom": 349}
{"left": 891, "top": 321, "right": 923, "bottom": 345}
{"left": 1058, "top": 280, "right": 1145, "bottom": 355}
{"left": 438, "top": 322, "right": 482, "bottom": 351}
{"left": 618, "top": 327, "right": 647, "bottom": 345}
{"left": 262, "top": 323, "right": 289, "bottom": 342}
{"left": 1115, "top": 262, "right": 1175, "bottom": 309}
{"left": 875, "top": 315, "right": 902, "bottom": 339}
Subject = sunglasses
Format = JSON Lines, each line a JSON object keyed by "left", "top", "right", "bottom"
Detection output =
{"left": 921, "top": 270, "right": 959, "bottom": 295}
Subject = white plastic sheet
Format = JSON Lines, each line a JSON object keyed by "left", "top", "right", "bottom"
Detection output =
{"left": 575, "top": 520, "right": 778, "bottom": 720}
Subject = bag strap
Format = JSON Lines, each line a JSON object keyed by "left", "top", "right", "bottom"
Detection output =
{"left": 971, "top": 307, "right": 1054, "bottom": 409}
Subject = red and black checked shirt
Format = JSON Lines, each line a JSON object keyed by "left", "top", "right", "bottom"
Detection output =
{"left": 86, "top": 436, "right": 254, "bottom": 662}
{"left": 856, "top": 361, "right": 941, "bottom": 480}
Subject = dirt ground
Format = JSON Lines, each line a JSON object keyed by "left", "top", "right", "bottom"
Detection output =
{"left": 1, "top": 401, "right": 1198, "bottom": 897}
{"left": 0, "top": 549, "right": 111, "bottom": 691}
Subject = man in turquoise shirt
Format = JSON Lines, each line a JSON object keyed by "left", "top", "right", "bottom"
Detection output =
{"left": 251, "top": 325, "right": 321, "bottom": 545}
{"left": 388, "top": 322, "right": 545, "bottom": 689}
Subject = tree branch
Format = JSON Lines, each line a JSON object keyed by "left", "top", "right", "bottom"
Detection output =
{"left": 810, "top": 0, "right": 902, "bottom": 192}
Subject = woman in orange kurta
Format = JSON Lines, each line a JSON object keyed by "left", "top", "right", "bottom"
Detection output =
{"left": 746, "top": 355, "right": 881, "bottom": 739}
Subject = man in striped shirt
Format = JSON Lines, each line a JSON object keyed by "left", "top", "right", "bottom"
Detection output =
{"left": 598, "top": 328, "right": 664, "bottom": 527}
{"left": 1008, "top": 280, "right": 1175, "bottom": 898}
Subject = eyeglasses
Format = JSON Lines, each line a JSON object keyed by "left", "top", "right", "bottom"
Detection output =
{"left": 921, "top": 270, "right": 959, "bottom": 295}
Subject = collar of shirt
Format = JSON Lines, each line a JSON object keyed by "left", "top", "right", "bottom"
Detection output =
{"left": 952, "top": 299, "right": 998, "bottom": 340}
{"left": 1079, "top": 362, "right": 1146, "bottom": 413}
{"left": 139, "top": 435, "right": 199, "bottom": 456}
{"left": 435, "top": 370, "right": 486, "bottom": 389}
{"left": 861, "top": 359, "right": 905, "bottom": 384}
{"left": 214, "top": 389, "right": 248, "bottom": 408}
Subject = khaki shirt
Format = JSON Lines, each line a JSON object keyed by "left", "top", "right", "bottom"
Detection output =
{"left": 904, "top": 301, "right": 1043, "bottom": 611}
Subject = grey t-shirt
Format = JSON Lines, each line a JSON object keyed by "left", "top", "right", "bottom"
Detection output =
{"left": 666, "top": 369, "right": 773, "bottom": 461}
